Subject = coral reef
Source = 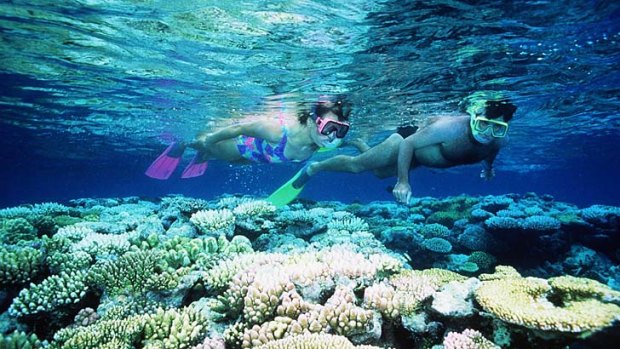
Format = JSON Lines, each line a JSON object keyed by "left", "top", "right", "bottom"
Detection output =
{"left": 0, "top": 193, "right": 618, "bottom": 349}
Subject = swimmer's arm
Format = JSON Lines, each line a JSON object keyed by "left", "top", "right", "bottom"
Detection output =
{"left": 396, "top": 129, "right": 448, "bottom": 185}
{"left": 394, "top": 129, "right": 448, "bottom": 203}
{"left": 480, "top": 150, "right": 498, "bottom": 180}
{"left": 196, "top": 121, "right": 279, "bottom": 146}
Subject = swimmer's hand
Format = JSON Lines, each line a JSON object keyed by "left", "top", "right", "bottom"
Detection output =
{"left": 392, "top": 181, "right": 412, "bottom": 205}
{"left": 480, "top": 168, "right": 495, "bottom": 181}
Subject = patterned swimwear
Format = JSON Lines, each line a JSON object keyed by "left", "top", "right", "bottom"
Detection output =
{"left": 235, "top": 113, "right": 292, "bottom": 163}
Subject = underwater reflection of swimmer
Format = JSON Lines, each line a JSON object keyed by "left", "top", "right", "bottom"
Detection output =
{"left": 278, "top": 93, "right": 516, "bottom": 205}
{"left": 145, "top": 96, "right": 351, "bottom": 180}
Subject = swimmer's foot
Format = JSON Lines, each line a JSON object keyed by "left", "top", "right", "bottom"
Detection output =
{"left": 145, "top": 142, "right": 186, "bottom": 180}
{"left": 292, "top": 163, "right": 313, "bottom": 189}
{"left": 181, "top": 152, "right": 209, "bottom": 178}
{"left": 267, "top": 163, "right": 314, "bottom": 208}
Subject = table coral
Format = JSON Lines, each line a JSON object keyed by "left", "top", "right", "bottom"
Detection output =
{"left": 421, "top": 237, "right": 453, "bottom": 254}
{"left": 474, "top": 267, "right": 620, "bottom": 334}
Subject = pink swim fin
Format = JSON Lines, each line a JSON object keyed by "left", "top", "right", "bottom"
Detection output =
{"left": 145, "top": 142, "right": 186, "bottom": 180}
{"left": 181, "top": 152, "right": 208, "bottom": 178}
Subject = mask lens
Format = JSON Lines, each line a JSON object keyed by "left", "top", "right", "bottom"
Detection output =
{"left": 492, "top": 124, "right": 508, "bottom": 137}
{"left": 319, "top": 120, "right": 349, "bottom": 138}
{"left": 476, "top": 119, "right": 491, "bottom": 132}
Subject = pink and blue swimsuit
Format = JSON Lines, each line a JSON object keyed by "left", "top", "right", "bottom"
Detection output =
{"left": 235, "top": 115, "right": 293, "bottom": 163}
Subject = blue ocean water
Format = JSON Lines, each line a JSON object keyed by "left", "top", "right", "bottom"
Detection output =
{"left": 1, "top": 1, "right": 620, "bottom": 348}
{"left": 1, "top": 0, "right": 619, "bottom": 207}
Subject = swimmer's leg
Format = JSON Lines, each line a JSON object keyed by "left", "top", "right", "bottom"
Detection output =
{"left": 308, "top": 133, "right": 403, "bottom": 177}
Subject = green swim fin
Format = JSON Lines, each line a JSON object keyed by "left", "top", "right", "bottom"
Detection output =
{"left": 267, "top": 166, "right": 311, "bottom": 208}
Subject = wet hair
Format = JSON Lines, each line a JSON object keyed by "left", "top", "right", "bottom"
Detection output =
{"left": 297, "top": 95, "right": 351, "bottom": 124}
{"left": 484, "top": 99, "right": 517, "bottom": 121}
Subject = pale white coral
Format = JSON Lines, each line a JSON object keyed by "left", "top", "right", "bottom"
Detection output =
{"left": 190, "top": 209, "right": 235, "bottom": 237}
{"left": 443, "top": 329, "right": 499, "bottom": 349}
{"left": 233, "top": 200, "right": 276, "bottom": 217}
{"left": 54, "top": 225, "right": 95, "bottom": 242}
{"left": 327, "top": 217, "right": 369, "bottom": 233}
{"left": 72, "top": 232, "right": 131, "bottom": 256}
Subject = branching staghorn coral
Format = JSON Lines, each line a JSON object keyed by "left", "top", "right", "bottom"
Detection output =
{"left": 233, "top": 200, "right": 276, "bottom": 217}
{"left": 0, "top": 245, "right": 43, "bottom": 287}
{"left": 87, "top": 250, "right": 181, "bottom": 297}
{"left": 9, "top": 270, "right": 89, "bottom": 317}
{"left": 142, "top": 307, "right": 207, "bottom": 349}
{"left": 251, "top": 333, "right": 386, "bottom": 349}
{"left": 327, "top": 217, "right": 369, "bottom": 233}
{"left": 209, "top": 246, "right": 402, "bottom": 348}
{"left": 190, "top": 209, "right": 236, "bottom": 237}
{"left": 363, "top": 269, "right": 466, "bottom": 320}
{"left": 52, "top": 315, "right": 145, "bottom": 348}
{"left": 0, "top": 331, "right": 42, "bottom": 349}
{"left": 443, "top": 329, "right": 499, "bottom": 349}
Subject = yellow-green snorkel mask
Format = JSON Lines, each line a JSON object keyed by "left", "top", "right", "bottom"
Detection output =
{"left": 464, "top": 91, "right": 510, "bottom": 143}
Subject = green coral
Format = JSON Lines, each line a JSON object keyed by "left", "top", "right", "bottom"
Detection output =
{"left": 458, "top": 261, "right": 480, "bottom": 274}
{"left": 87, "top": 250, "right": 180, "bottom": 297}
{"left": 426, "top": 196, "right": 477, "bottom": 227}
{"left": 1, "top": 218, "right": 38, "bottom": 244}
{"left": 142, "top": 307, "right": 207, "bottom": 348}
{"left": 467, "top": 251, "right": 497, "bottom": 272}
{"left": 52, "top": 316, "right": 144, "bottom": 349}
{"left": 0, "top": 331, "right": 42, "bottom": 349}
{"left": 53, "top": 215, "right": 83, "bottom": 227}
{"left": 421, "top": 237, "right": 452, "bottom": 253}
{"left": 0, "top": 245, "right": 43, "bottom": 286}
{"left": 420, "top": 223, "right": 451, "bottom": 238}
{"left": 9, "top": 270, "right": 89, "bottom": 317}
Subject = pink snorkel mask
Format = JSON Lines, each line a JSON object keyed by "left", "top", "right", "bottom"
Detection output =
{"left": 312, "top": 97, "right": 350, "bottom": 138}
{"left": 315, "top": 117, "right": 350, "bottom": 138}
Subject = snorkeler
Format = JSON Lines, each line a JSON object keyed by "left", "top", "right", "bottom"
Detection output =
{"left": 145, "top": 96, "right": 351, "bottom": 180}
{"left": 271, "top": 92, "right": 516, "bottom": 205}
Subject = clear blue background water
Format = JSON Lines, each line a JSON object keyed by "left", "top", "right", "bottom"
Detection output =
{"left": 1, "top": 0, "right": 619, "bottom": 208}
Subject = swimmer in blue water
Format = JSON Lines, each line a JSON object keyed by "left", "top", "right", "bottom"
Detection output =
{"left": 277, "top": 93, "right": 516, "bottom": 206}
{"left": 145, "top": 96, "right": 351, "bottom": 180}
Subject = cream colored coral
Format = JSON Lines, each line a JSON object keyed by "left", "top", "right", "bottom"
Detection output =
{"left": 190, "top": 209, "right": 235, "bottom": 236}
{"left": 475, "top": 268, "right": 620, "bottom": 333}
{"left": 233, "top": 200, "right": 276, "bottom": 217}
{"left": 443, "top": 329, "right": 499, "bottom": 349}
{"left": 322, "top": 285, "right": 373, "bottom": 337}
{"left": 252, "top": 333, "right": 386, "bottom": 349}
{"left": 364, "top": 269, "right": 466, "bottom": 319}
{"left": 244, "top": 266, "right": 295, "bottom": 325}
